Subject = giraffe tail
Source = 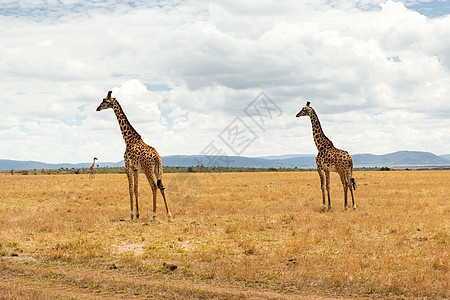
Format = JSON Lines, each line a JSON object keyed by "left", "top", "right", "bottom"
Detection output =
{"left": 157, "top": 179, "right": 165, "bottom": 190}
{"left": 350, "top": 178, "right": 357, "bottom": 190}
{"left": 155, "top": 159, "right": 165, "bottom": 190}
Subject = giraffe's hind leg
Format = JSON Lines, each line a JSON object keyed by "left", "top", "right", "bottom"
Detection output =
{"left": 157, "top": 180, "right": 172, "bottom": 221}
{"left": 150, "top": 181, "right": 157, "bottom": 221}
{"left": 143, "top": 170, "right": 158, "bottom": 221}
{"left": 350, "top": 178, "right": 356, "bottom": 210}
{"left": 155, "top": 160, "right": 172, "bottom": 221}
{"left": 339, "top": 172, "right": 349, "bottom": 210}
{"left": 347, "top": 167, "right": 356, "bottom": 210}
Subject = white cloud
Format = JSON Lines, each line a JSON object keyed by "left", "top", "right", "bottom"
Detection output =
{"left": 0, "top": 0, "right": 449, "bottom": 163}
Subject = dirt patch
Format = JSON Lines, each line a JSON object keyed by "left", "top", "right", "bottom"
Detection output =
{"left": 115, "top": 243, "right": 144, "bottom": 255}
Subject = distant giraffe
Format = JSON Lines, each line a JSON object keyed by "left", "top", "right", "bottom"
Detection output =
{"left": 296, "top": 102, "right": 356, "bottom": 211}
{"left": 97, "top": 91, "right": 171, "bottom": 221}
{"left": 89, "top": 157, "right": 98, "bottom": 179}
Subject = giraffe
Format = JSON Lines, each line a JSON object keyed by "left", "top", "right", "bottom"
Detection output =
{"left": 89, "top": 157, "right": 98, "bottom": 179}
{"left": 296, "top": 101, "right": 356, "bottom": 211}
{"left": 96, "top": 91, "right": 171, "bottom": 221}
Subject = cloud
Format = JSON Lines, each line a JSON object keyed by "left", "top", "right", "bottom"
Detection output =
{"left": 0, "top": 0, "right": 449, "bottom": 163}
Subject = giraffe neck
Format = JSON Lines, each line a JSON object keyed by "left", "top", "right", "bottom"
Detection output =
{"left": 91, "top": 162, "right": 95, "bottom": 168}
{"left": 309, "top": 109, "right": 334, "bottom": 151}
{"left": 112, "top": 101, "right": 141, "bottom": 145}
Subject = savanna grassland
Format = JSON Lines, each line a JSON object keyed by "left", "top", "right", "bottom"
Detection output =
{"left": 0, "top": 171, "right": 448, "bottom": 299}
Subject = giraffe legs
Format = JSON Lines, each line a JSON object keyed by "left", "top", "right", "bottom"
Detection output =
{"left": 347, "top": 169, "right": 356, "bottom": 210}
{"left": 133, "top": 169, "right": 139, "bottom": 219}
{"left": 159, "top": 183, "right": 172, "bottom": 221}
{"left": 125, "top": 162, "right": 135, "bottom": 220}
{"left": 150, "top": 180, "right": 157, "bottom": 221}
{"left": 325, "top": 170, "right": 331, "bottom": 210}
{"left": 349, "top": 183, "right": 356, "bottom": 210}
{"left": 349, "top": 174, "right": 356, "bottom": 210}
{"left": 124, "top": 153, "right": 171, "bottom": 221}
{"left": 144, "top": 172, "right": 172, "bottom": 221}
{"left": 315, "top": 155, "right": 356, "bottom": 212}
{"left": 142, "top": 169, "right": 158, "bottom": 221}
{"left": 317, "top": 168, "right": 327, "bottom": 211}
{"left": 125, "top": 158, "right": 140, "bottom": 221}
{"left": 339, "top": 173, "right": 349, "bottom": 210}
{"left": 339, "top": 169, "right": 357, "bottom": 210}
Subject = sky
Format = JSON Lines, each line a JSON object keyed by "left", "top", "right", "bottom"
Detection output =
{"left": 1, "top": 0, "right": 449, "bottom": 164}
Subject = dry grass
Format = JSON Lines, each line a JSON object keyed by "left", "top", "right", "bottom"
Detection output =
{"left": 0, "top": 171, "right": 448, "bottom": 299}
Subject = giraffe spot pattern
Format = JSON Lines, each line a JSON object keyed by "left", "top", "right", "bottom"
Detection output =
{"left": 97, "top": 93, "right": 170, "bottom": 220}
{"left": 297, "top": 102, "right": 356, "bottom": 210}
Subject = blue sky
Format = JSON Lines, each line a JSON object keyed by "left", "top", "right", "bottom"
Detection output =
{"left": 1, "top": 1, "right": 449, "bottom": 19}
{"left": 407, "top": 0, "right": 450, "bottom": 17}
{"left": 1, "top": 0, "right": 449, "bottom": 163}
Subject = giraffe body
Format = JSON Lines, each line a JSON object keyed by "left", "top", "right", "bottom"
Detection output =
{"left": 97, "top": 91, "right": 171, "bottom": 221}
{"left": 89, "top": 157, "right": 98, "bottom": 179}
{"left": 296, "top": 102, "right": 356, "bottom": 211}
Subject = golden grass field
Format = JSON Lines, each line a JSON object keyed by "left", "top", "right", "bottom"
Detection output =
{"left": 0, "top": 170, "right": 448, "bottom": 299}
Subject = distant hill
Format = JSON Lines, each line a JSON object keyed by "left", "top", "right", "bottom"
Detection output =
{"left": 439, "top": 154, "right": 450, "bottom": 160}
{"left": 257, "top": 156, "right": 317, "bottom": 168}
{"left": 0, "top": 159, "right": 124, "bottom": 171}
{"left": 352, "top": 151, "right": 450, "bottom": 167}
{"left": 258, "top": 154, "right": 315, "bottom": 160}
{"left": 1, "top": 151, "right": 449, "bottom": 171}
{"left": 161, "top": 155, "right": 285, "bottom": 168}
{"left": 255, "top": 151, "right": 450, "bottom": 168}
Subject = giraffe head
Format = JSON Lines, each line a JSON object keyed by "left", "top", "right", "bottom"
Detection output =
{"left": 96, "top": 91, "right": 116, "bottom": 111}
{"left": 296, "top": 101, "right": 313, "bottom": 117}
{"left": 94, "top": 157, "right": 98, "bottom": 161}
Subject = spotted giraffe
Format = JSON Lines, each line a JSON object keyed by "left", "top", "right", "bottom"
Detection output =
{"left": 296, "top": 102, "right": 356, "bottom": 211}
{"left": 89, "top": 157, "right": 98, "bottom": 179}
{"left": 96, "top": 91, "right": 171, "bottom": 221}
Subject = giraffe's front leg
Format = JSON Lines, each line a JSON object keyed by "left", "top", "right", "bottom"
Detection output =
{"left": 133, "top": 169, "right": 139, "bottom": 219}
{"left": 325, "top": 170, "right": 331, "bottom": 211}
{"left": 317, "top": 168, "right": 326, "bottom": 211}
{"left": 125, "top": 168, "right": 134, "bottom": 220}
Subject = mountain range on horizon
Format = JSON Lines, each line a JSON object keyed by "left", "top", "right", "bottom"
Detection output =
{"left": 1, "top": 151, "right": 449, "bottom": 171}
